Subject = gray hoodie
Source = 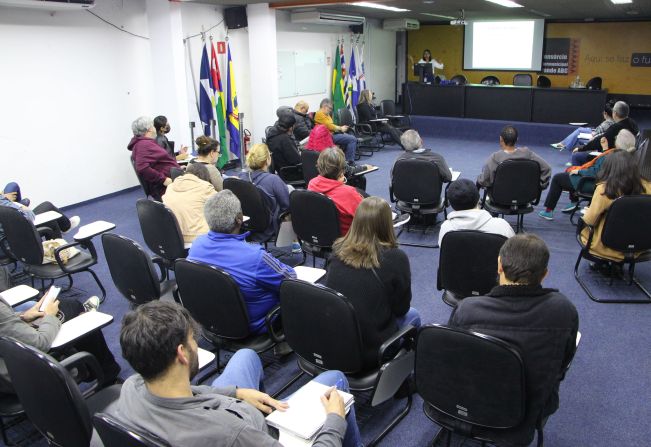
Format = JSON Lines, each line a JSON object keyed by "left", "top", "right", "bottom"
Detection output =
{"left": 438, "top": 209, "right": 515, "bottom": 246}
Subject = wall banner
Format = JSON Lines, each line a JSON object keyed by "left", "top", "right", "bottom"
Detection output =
{"left": 631, "top": 53, "right": 651, "bottom": 67}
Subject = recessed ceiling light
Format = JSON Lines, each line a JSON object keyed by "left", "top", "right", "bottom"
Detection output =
{"left": 423, "top": 0, "right": 435, "bottom": 3}
{"left": 610, "top": 0, "right": 632, "bottom": 4}
{"left": 351, "top": 2, "right": 410, "bottom": 12}
{"left": 484, "top": 0, "right": 524, "bottom": 8}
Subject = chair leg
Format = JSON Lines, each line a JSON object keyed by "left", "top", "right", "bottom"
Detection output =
{"left": 367, "top": 392, "right": 412, "bottom": 447}
{"left": 87, "top": 268, "right": 107, "bottom": 303}
{"left": 430, "top": 427, "right": 451, "bottom": 447}
{"left": 575, "top": 254, "right": 651, "bottom": 303}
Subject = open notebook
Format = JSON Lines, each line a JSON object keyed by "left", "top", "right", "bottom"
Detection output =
{"left": 266, "top": 381, "right": 354, "bottom": 441}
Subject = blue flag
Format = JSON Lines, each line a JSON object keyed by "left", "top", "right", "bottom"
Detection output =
{"left": 226, "top": 43, "right": 241, "bottom": 158}
{"left": 348, "top": 47, "right": 359, "bottom": 113}
{"left": 199, "top": 43, "right": 214, "bottom": 138}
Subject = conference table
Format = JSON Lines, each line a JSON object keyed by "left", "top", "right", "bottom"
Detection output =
{"left": 402, "top": 82, "right": 608, "bottom": 126}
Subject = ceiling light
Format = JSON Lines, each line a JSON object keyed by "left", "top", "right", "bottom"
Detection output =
{"left": 351, "top": 2, "right": 410, "bottom": 12}
{"left": 484, "top": 0, "right": 524, "bottom": 8}
{"left": 421, "top": 13, "right": 456, "bottom": 19}
{"left": 610, "top": 0, "right": 633, "bottom": 4}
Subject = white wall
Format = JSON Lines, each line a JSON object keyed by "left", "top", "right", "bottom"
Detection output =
{"left": 0, "top": 0, "right": 152, "bottom": 207}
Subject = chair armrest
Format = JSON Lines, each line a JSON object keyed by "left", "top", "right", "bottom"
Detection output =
{"left": 151, "top": 257, "right": 169, "bottom": 281}
{"left": 60, "top": 351, "right": 104, "bottom": 395}
{"left": 378, "top": 324, "right": 418, "bottom": 365}
{"left": 54, "top": 240, "right": 97, "bottom": 274}
{"left": 264, "top": 305, "right": 285, "bottom": 343}
{"left": 37, "top": 227, "right": 56, "bottom": 240}
{"left": 354, "top": 123, "right": 373, "bottom": 135}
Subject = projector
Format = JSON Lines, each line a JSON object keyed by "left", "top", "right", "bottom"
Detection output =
{"left": 450, "top": 19, "right": 468, "bottom": 26}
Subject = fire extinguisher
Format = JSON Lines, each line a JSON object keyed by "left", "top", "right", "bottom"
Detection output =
{"left": 243, "top": 129, "right": 251, "bottom": 158}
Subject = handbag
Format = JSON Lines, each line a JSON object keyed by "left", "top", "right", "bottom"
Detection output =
{"left": 42, "top": 239, "right": 80, "bottom": 265}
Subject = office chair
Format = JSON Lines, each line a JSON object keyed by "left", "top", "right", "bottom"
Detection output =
{"left": 437, "top": 231, "right": 508, "bottom": 307}
{"left": 223, "top": 177, "right": 276, "bottom": 245}
{"left": 380, "top": 99, "right": 412, "bottom": 131}
{"left": 280, "top": 279, "right": 417, "bottom": 447}
{"left": 636, "top": 138, "right": 650, "bottom": 181}
{"left": 569, "top": 176, "right": 596, "bottom": 225}
{"left": 102, "top": 233, "right": 176, "bottom": 308}
{"left": 300, "top": 149, "right": 320, "bottom": 185}
{"left": 130, "top": 157, "right": 155, "bottom": 200}
{"left": 0, "top": 392, "right": 25, "bottom": 446}
{"left": 513, "top": 73, "right": 533, "bottom": 86}
{"left": 93, "top": 413, "right": 171, "bottom": 447}
{"left": 0, "top": 336, "right": 122, "bottom": 447}
{"left": 449, "top": 74, "right": 467, "bottom": 85}
{"left": 575, "top": 195, "right": 651, "bottom": 303}
{"left": 586, "top": 77, "right": 602, "bottom": 90}
{"left": 480, "top": 75, "right": 500, "bottom": 86}
{"left": 536, "top": 75, "right": 552, "bottom": 88}
{"left": 481, "top": 159, "right": 542, "bottom": 233}
{"left": 337, "top": 108, "right": 377, "bottom": 157}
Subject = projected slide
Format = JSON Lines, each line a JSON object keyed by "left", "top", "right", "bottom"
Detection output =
{"left": 464, "top": 20, "right": 545, "bottom": 71}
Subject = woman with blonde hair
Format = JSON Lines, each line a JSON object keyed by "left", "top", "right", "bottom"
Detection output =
{"left": 323, "top": 196, "right": 420, "bottom": 371}
{"left": 191, "top": 136, "right": 223, "bottom": 191}
{"left": 356, "top": 89, "right": 403, "bottom": 146}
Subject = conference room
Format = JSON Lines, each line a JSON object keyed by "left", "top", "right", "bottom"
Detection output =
{"left": 0, "top": 0, "right": 650, "bottom": 446}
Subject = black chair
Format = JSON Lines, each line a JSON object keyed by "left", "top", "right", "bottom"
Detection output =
{"left": 300, "top": 150, "right": 320, "bottom": 185}
{"left": 481, "top": 159, "right": 542, "bottom": 233}
{"left": 337, "top": 108, "right": 377, "bottom": 157}
{"left": 130, "top": 157, "right": 155, "bottom": 200}
{"left": 380, "top": 99, "right": 412, "bottom": 132}
{"left": 536, "top": 75, "right": 551, "bottom": 88}
{"left": 636, "top": 138, "right": 651, "bottom": 181}
{"left": 569, "top": 176, "right": 596, "bottom": 226}
{"left": 93, "top": 413, "right": 171, "bottom": 447}
{"left": 0, "top": 206, "right": 107, "bottom": 300}
{"left": 223, "top": 177, "right": 275, "bottom": 245}
{"left": 450, "top": 74, "right": 467, "bottom": 85}
{"left": 414, "top": 324, "right": 541, "bottom": 447}
{"left": 586, "top": 76, "right": 602, "bottom": 90}
{"left": 289, "top": 190, "right": 340, "bottom": 267}
{"left": 174, "top": 259, "right": 282, "bottom": 370}
{"left": 575, "top": 195, "right": 651, "bottom": 303}
{"left": 136, "top": 198, "right": 187, "bottom": 276}
{"left": 480, "top": 75, "right": 500, "bottom": 86}
{"left": 354, "top": 106, "right": 388, "bottom": 148}
{"left": 0, "top": 393, "right": 25, "bottom": 446}
{"left": 102, "top": 233, "right": 176, "bottom": 307}
{"left": 278, "top": 164, "right": 306, "bottom": 188}
{"left": 390, "top": 158, "right": 446, "bottom": 246}
{"left": 437, "top": 231, "right": 508, "bottom": 307}
{"left": 0, "top": 336, "right": 122, "bottom": 447}
{"left": 513, "top": 73, "right": 533, "bottom": 86}
{"left": 280, "top": 279, "right": 417, "bottom": 447}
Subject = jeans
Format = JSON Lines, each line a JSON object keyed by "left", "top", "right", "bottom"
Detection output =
{"left": 561, "top": 127, "right": 592, "bottom": 150}
{"left": 212, "top": 349, "right": 363, "bottom": 447}
{"left": 571, "top": 151, "right": 595, "bottom": 166}
{"left": 543, "top": 172, "right": 575, "bottom": 210}
{"left": 332, "top": 133, "right": 357, "bottom": 162}
{"left": 395, "top": 307, "right": 421, "bottom": 329}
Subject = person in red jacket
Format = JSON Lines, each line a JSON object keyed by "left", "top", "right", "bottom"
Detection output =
{"left": 127, "top": 116, "right": 181, "bottom": 201}
{"left": 308, "top": 147, "right": 363, "bottom": 235}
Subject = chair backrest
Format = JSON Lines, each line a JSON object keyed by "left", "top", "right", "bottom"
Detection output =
{"left": 601, "top": 195, "right": 651, "bottom": 252}
{"left": 536, "top": 75, "right": 551, "bottom": 88}
{"left": 438, "top": 231, "right": 507, "bottom": 298}
{"left": 415, "top": 324, "right": 526, "bottom": 429}
{"left": 102, "top": 233, "right": 161, "bottom": 306}
{"left": 0, "top": 336, "right": 94, "bottom": 446}
{"left": 136, "top": 199, "right": 185, "bottom": 263}
{"left": 280, "top": 279, "right": 365, "bottom": 373}
{"left": 575, "top": 176, "right": 596, "bottom": 198}
{"left": 289, "top": 190, "right": 341, "bottom": 246}
{"left": 130, "top": 157, "right": 152, "bottom": 198}
{"left": 174, "top": 259, "right": 252, "bottom": 339}
{"left": 512, "top": 73, "right": 532, "bottom": 86}
{"left": 223, "top": 177, "right": 271, "bottom": 237}
{"left": 490, "top": 159, "right": 541, "bottom": 206}
{"left": 93, "top": 413, "right": 171, "bottom": 447}
{"left": 450, "top": 74, "right": 467, "bottom": 85}
{"left": 301, "top": 150, "right": 320, "bottom": 184}
{"left": 481, "top": 75, "right": 500, "bottom": 86}
{"left": 637, "top": 138, "right": 651, "bottom": 181}
{"left": 337, "top": 108, "right": 354, "bottom": 127}
{"left": 0, "top": 206, "right": 44, "bottom": 265}
{"left": 380, "top": 99, "right": 397, "bottom": 116}
{"left": 391, "top": 158, "right": 443, "bottom": 206}
{"left": 586, "top": 76, "right": 602, "bottom": 90}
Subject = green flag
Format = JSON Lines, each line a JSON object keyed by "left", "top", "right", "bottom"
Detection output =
{"left": 331, "top": 44, "right": 346, "bottom": 124}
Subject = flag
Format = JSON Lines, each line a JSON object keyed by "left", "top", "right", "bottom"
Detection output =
{"left": 226, "top": 43, "right": 241, "bottom": 158}
{"left": 357, "top": 44, "right": 366, "bottom": 94}
{"left": 348, "top": 46, "right": 358, "bottom": 118}
{"left": 199, "top": 43, "right": 214, "bottom": 138}
{"left": 340, "top": 43, "right": 349, "bottom": 107}
{"left": 210, "top": 41, "right": 229, "bottom": 167}
{"left": 331, "top": 44, "right": 346, "bottom": 123}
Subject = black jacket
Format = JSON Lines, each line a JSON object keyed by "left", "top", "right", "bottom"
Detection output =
{"left": 356, "top": 102, "right": 380, "bottom": 123}
{"left": 293, "top": 111, "right": 314, "bottom": 141}
{"left": 324, "top": 248, "right": 412, "bottom": 371}
{"left": 580, "top": 117, "right": 638, "bottom": 152}
{"left": 449, "top": 285, "right": 579, "bottom": 447}
{"left": 155, "top": 133, "right": 174, "bottom": 157}
{"left": 266, "top": 125, "right": 301, "bottom": 173}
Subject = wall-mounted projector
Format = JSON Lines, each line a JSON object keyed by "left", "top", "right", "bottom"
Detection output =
{"left": 450, "top": 19, "right": 468, "bottom": 26}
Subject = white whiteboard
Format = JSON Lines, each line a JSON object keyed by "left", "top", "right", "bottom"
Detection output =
{"left": 278, "top": 50, "right": 326, "bottom": 98}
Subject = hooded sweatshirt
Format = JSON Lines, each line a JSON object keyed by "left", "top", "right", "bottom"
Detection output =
{"left": 128, "top": 136, "right": 180, "bottom": 200}
{"left": 162, "top": 174, "right": 216, "bottom": 244}
{"left": 438, "top": 209, "right": 515, "bottom": 246}
{"left": 306, "top": 125, "right": 334, "bottom": 152}
{"left": 308, "top": 175, "right": 363, "bottom": 235}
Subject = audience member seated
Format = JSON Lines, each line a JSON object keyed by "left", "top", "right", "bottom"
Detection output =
{"left": 551, "top": 100, "right": 615, "bottom": 151}
{"left": 188, "top": 190, "right": 297, "bottom": 334}
{"left": 153, "top": 115, "right": 188, "bottom": 160}
{"left": 293, "top": 100, "right": 314, "bottom": 141}
{"left": 266, "top": 113, "right": 301, "bottom": 179}
{"left": 314, "top": 98, "right": 357, "bottom": 163}
{"left": 580, "top": 150, "right": 651, "bottom": 265}
{"left": 324, "top": 197, "right": 421, "bottom": 371}
{"left": 573, "top": 101, "right": 639, "bottom": 166}
{"left": 2, "top": 182, "right": 30, "bottom": 206}
{"left": 111, "top": 301, "right": 361, "bottom": 447}
{"left": 162, "top": 163, "right": 216, "bottom": 244}
{"left": 477, "top": 125, "right": 551, "bottom": 190}
{"left": 356, "top": 89, "right": 402, "bottom": 146}
{"left": 308, "top": 148, "right": 363, "bottom": 236}
{"left": 128, "top": 116, "right": 181, "bottom": 201}
{"left": 449, "top": 234, "right": 578, "bottom": 447}
{"left": 438, "top": 179, "right": 515, "bottom": 246}
{"left": 539, "top": 129, "right": 637, "bottom": 221}
{"left": 191, "top": 136, "right": 224, "bottom": 191}
{"left": 239, "top": 144, "right": 292, "bottom": 243}
{"left": 393, "top": 130, "right": 452, "bottom": 183}
{"left": 0, "top": 290, "right": 120, "bottom": 394}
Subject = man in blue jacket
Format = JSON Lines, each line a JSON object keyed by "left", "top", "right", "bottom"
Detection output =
{"left": 188, "top": 190, "right": 297, "bottom": 335}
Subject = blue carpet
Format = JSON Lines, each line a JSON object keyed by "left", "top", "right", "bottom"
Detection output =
{"left": 5, "top": 114, "right": 650, "bottom": 446}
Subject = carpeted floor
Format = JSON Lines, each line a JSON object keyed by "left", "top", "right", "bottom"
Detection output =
{"left": 4, "top": 113, "right": 650, "bottom": 446}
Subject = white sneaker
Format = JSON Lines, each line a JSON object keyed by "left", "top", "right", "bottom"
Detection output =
{"left": 83, "top": 296, "right": 100, "bottom": 312}
{"left": 66, "top": 216, "right": 81, "bottom": 233}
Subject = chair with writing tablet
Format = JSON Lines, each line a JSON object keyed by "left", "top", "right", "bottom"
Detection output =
{"left": 93, "top": 413, "right": 171, "bottom": 447}
{"left": 337, "top": 108, "right": 376, "bottom": 157}
{"left": 279, "top": 279, "right": 417, "bottom": 447}
{"left": 380, "top": 99, "right": 412, "bottom": 132}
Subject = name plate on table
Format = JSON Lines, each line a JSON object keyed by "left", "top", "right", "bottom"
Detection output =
{"left": 294, "top": 266, "right": 326, "bottom": 283}
{"left": 51, "top": 311, "right": 113, "bottom": 349}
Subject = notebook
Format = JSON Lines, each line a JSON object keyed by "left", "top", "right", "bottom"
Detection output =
{"left": 266, "top": 381, "right": 354, "bottom": 440}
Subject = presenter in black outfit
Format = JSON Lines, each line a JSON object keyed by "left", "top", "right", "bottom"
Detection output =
{"left": 356, "top": 90, "right": 403, "bottom": 147}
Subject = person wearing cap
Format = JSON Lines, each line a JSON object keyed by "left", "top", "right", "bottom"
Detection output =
{"left": 265, "top": 111, "right": 301, "bottom": 180}
{"left": 438, "top": 179, "right": 515, "bottom": 246}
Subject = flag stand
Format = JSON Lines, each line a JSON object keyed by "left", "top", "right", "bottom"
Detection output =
{"left": 239, "top": 112, "right": 247, "bottom": 172}
{"left": 189, "top": 121, "right": 196, "bottom": 153}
